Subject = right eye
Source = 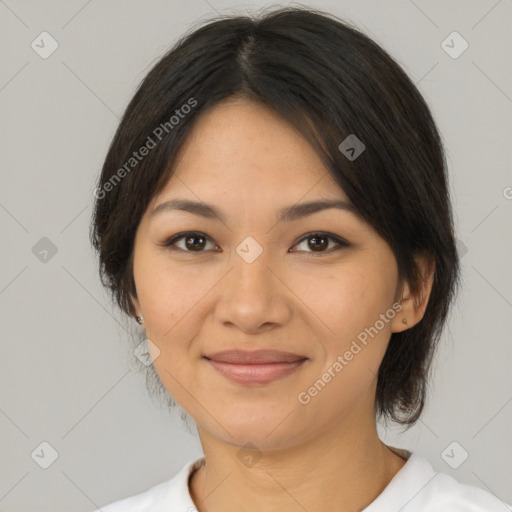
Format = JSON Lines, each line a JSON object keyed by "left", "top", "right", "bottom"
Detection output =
{"left": 161, "top": 231, "right": 219, "bottom": 252}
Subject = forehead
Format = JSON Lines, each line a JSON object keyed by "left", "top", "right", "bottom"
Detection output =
{"left": 157, "top": 98, "right": 347, "bottom": 202}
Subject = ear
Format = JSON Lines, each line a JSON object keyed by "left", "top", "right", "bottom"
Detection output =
{"left": 391, "top": 252, "right": 435, "bottom": 333}
{"left": 130, "top": 293, "right": 142, "bottom": 320}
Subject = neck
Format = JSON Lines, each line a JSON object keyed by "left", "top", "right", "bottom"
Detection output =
{"left": 189, "top": 410, "right": 407, "bottom": 512}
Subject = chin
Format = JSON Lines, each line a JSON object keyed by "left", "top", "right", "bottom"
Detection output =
{"left": 199, "top": 404, "right": 309, "bottom": 451}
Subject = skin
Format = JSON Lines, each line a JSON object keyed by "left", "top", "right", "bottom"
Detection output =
{"left": 131, "top": 98, "right": 434, "bottom": 512}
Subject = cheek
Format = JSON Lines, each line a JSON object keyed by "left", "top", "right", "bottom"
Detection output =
{"left": 138, "top": 265, "right": 207, "bottom": 404}
{"left": 134, "top": 245, "right": 204, "bottom": 326}
{"left": 298, "top": 263, "right": 390, "bottom": 345}
{"left": 297, "top": 263, "right": 395, "bottom": 398}
{"left": 134, "top": 258, "right": 224, "bottom": 379}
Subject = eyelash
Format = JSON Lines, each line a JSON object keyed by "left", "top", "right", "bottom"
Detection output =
{"left": 161, "top": 231, "right": 349, "bottom": 255}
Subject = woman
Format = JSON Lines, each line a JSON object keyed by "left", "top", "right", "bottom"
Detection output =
{"left": 90, "top": 6, "right": 508, "bottom": 511}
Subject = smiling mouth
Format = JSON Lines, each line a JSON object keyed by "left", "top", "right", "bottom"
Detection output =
{"left": 202, "top": 350, "right": 308, "bottom": 385}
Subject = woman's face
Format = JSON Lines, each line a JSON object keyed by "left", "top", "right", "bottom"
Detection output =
{"left": 132, "top": 98, "right": 408, "bottom": 450}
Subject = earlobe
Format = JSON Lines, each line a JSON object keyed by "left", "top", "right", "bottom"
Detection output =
{"left": 391, "top": 287, "right": 412, "bottom": 333}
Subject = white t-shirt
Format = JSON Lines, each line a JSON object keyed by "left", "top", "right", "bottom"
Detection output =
{"left": 94, "top": 450, "right": 510, "bottom": 511}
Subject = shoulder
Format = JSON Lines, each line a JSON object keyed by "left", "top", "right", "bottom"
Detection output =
{"left": 423, "top": 472, "right": 510, "bottom": 511}
{"left": 367, "top": 451, "right": 510, "bottom": 512}
{"left": 92, "top": 458, "right": 203, "bottom": 511}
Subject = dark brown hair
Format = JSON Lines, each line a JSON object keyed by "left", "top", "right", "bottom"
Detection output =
{"left": 90, "top": 6, "right": 461, "bottom": 426}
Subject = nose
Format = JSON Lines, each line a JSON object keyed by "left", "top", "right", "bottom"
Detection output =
{"left": 214, "top": 250, "right": 293, "bottom": 333}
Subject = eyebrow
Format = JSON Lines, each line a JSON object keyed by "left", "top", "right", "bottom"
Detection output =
{"left": 149, "top": 198, "right": 359, "bottom": 223}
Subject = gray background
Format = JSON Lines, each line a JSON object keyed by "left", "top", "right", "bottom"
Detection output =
{"left": 1, "top": 0, "right": 511, "bottom": 510}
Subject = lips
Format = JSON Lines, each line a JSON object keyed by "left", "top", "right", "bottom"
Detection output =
{"left": 204, "top": 349, "right": 307, "bottom": 364}
{"left": 203, "top": 350, "right": 308, "bottom": 385}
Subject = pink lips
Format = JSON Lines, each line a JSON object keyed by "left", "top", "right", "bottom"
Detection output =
{"left": 203, "top": 349, "right": 307, "bottom": 385}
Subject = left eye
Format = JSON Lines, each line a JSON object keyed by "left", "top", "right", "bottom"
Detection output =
{"left": 292, "top": 232, "right": 349, "bottom": 254}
